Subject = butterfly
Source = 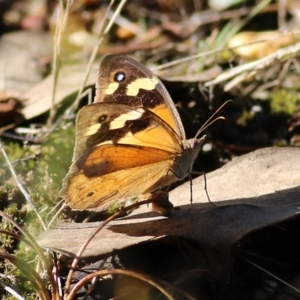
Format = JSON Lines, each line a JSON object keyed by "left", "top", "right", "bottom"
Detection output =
{"left": 60, "top": 54, "right": 206, "bottom": 211}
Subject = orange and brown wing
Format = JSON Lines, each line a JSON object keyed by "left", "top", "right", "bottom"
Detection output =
{"left": 61, "top": 146, "right": 177, "bottom": 210}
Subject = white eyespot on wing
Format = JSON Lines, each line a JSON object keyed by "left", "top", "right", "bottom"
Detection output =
{"left": 126, "top": 77, "right": 159, "bottom": 96}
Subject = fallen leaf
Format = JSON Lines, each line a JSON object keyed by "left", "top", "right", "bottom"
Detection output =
{"left": 0, "top": 31, "right": 52, "bottom": 93}
{"left": 37, "top": 147, "right": 300, "bottom": 257}
{"left": 21, "top": 62, "right": 98, "bottom": 120}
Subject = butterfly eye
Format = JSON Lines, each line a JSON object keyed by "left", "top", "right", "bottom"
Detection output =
{"left": 98, "top": 115, "right": 107, "bottom": 123}
{"left": 114, "top": 71, "right": 126, "bottom": 82}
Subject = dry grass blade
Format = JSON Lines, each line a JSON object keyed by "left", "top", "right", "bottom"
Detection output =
{"left": 153, "top": 0, "right": 273, "bottom": 74}
{"left": 0, "top": 281, "right": 25, "bottom": 300}
{"left": 0, "top": 210, "right": 59, "bottom": 299}
{"left": 242, "top": 256, "right": 300, "bottom": 296}
{"left": 64, "top": 199, "right": 153, "bottom": 297}
{"left": 71, "top": 0, "right": 128, "bottom": 111}
{"left": 205, "top": 41, "right": 300, "bottom": 90}
{"left": 67, "top": 269, "right": 175, "bottom": 300}
{"left": 154, "top": 279, "right": 198, "bottom": 300}
{"left": 0, "top": 211, "right": 51, "bottom": 272}
{"left": 0, "top": 250, "right": 51, "bottom": 300}
{"left": 49, "top": 0, "right": 72, "bottom": 124}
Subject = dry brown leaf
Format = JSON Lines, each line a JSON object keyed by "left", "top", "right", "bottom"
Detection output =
{"left": 0, "top": 31, "right": 52, "bottom": 93}
{"left": 21, "top": 62, "right": 98, "bottom": 120}
{"left": 37, "top": 147, "right": 300, "bottom": 257}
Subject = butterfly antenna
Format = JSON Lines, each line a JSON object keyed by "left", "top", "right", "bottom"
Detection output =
{"left": 195, "top": 100, "right": 232, "bottom": 139}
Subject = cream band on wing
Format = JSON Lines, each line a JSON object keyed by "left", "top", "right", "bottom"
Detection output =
{"left": 105, "top": 82, "right": 119, "bottom": 95}
{"left": 85, "top": 123, "right": 101, "bottom": 136}
{"left": 126, "top": 77, "right": 159, "bottom": 96}
{"left": 109, "top": 109, "right": 144, "bottom": 130}
{"left": 96, "top": 140, "right": 113, "bottom": 146}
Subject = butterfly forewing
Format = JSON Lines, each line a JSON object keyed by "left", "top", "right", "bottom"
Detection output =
{"left": 74, "top": 103, "right": 182, "bottom": 158}
{"left": 95, "top": 54, "right": 186, "bottom": 139}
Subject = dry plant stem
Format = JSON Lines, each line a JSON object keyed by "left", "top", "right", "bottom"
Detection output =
{"left": 242, "top": 257, "right": 300, "bottom": 295}
{"left": 84, "top": 277, "right": 98, "bottom": 299}
{"left": 52, "top": 254, "right": 63, "bottom": 298}
{"left": 155, "top": 30, "right": 298, "bottom": 74}
{"left": 71, "top": 0, "right": 127, "bottom": 111}
{"left": 174, "top": 269, "right": 216, "bottom": 286}
{"left": 70, "top": 0, "right": 114, "bottom": 111}
{"left": 278, "top": 0, "right": 287, "bottom": 29}
{"left": 49, "top": 0, "right": 72, "bottom": 125}
{"left": 153, "top": 2, "right": 273, "bottom": 72}
{"left": 107, "top": 10, "right": 142, "bottom": 35}
{"left": 0, "top": 141, "right": 46, "bottom": 230}
{"left": 46, "top": 199, "right": 65, "bottom": 229}
{"left": 0, "top": 123, "right": 17, "bottom": 134}
{"left": 64, "top": 199, "right": 154, "bottom": 298}
{"left": 157, "top": 280, "right": 197, "bottom": 300}
{"left": 67, "top": 269, "right": 175, "bottom": 300}
{"left": 205, "top": 42, "right": 300, "bottom": 90}
{"left": 0, "top": 251, "right": 51, "bottom": 300}
{"left": 1, "top": 114, "right": 65, "bottom": 144}
{"left": 0, "top": 211, "right": 59, "bottom": 300}
{"left": 97, "top": 36, "right": 170, "bottom": 55}
{"left": 0, "top": 281, "right": 24, "bottom": 300}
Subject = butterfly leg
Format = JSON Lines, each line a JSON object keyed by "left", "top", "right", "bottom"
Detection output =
{"left": 190, "top": 171, "right": 215, "bottom": 206}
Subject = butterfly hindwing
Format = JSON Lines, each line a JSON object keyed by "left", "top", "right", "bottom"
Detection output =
{"left": 60, "top": 102, "right": 182, "bottom": 210}
{"left": 62, "top": 161, "right": 175, "bottom": 210}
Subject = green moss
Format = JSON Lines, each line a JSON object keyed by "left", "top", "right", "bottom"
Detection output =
{"left": 270, "top": 89, "right": 299, "bottom": 115}
{"left": 0, "top": 121, "right": 76, "bottom": 298}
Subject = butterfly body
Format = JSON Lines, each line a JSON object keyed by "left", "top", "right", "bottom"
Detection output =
{"left": 60, "top": 55, "right": 205, "bottom": 211}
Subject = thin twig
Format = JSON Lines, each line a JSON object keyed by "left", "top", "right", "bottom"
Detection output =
{"left": 242, "top": 257, "right": 300, "bottom": 295}
{"left": 0, "top": 281, "right": 25, "bottom": 300}
{"left": 205, "top": 42, "right": 300, "bottom": 90}
{"left": 70, "top": 0, "right": 127, "bottom": 111}
{"left": 64, "top": 198, "right": 155, "bottom": 298}
{"left": 67, "top": 269, "right": 174, "bottom": 300}
{"left": 49, "top": 0, "right": 72, "bottom": 125}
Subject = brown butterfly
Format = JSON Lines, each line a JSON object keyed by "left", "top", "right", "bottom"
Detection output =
{"left": 60, "top": 54, "right": 206, "bottom": 211}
